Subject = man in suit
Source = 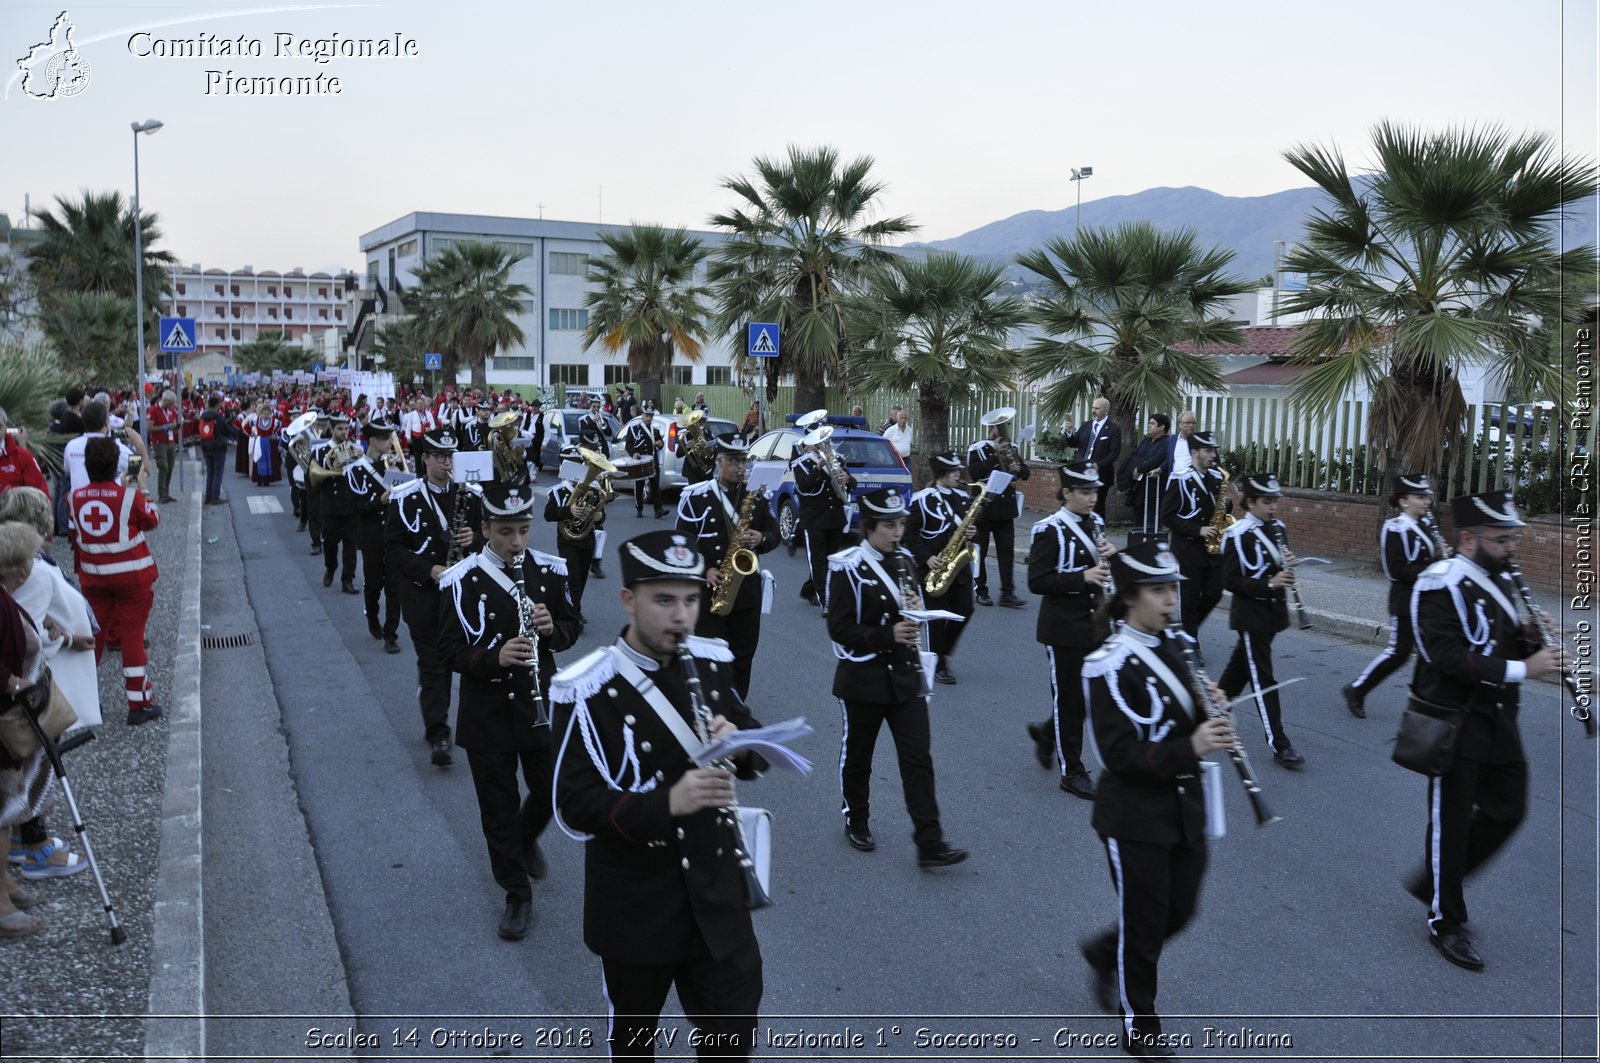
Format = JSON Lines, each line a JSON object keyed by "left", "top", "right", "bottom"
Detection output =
{"left": 1064, "top": 396, "right": 1122, "bottom": 518}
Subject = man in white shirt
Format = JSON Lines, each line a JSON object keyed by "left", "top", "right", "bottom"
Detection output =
{"left": 882, "top": 408, "right": 914, "bottom": 459}
{"left": 1161, "top": 410, "right": 1198, "bottom": 479}
{"left": 64, "top": 400, "right": 146, "bottom": 495}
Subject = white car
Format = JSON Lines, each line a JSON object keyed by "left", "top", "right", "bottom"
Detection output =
{"left": 616, "top": 412, "right": 739, "bottom": 496}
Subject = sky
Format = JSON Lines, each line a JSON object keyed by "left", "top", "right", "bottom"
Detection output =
{"left": 2, "top": 0, "right": 1595, "bottom": 274}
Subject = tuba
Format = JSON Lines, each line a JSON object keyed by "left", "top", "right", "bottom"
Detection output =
{"left": 559, "top": 447, "right": 617, "bottom": 541}
{"left": 284, "top": 411, "right": 319, "bottom": 471}
{"left": 980, "top": 406, "right": 1022, "bottom": 474}
{"left": 800, "top": 424, "right": 851, "bottom": 502}
{"left": 489, "top": 410, "right": 526, "bottom": 483}
{"left": 307, "top": 439, "right": 362, "bottom": 486}
{"left": 681, "top": 409, "right": 716, "bottom": 468}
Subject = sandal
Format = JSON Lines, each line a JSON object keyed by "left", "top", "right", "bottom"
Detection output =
{"left": 0, "top": 908, "right": 43, "bottom": 938}
{"left": 16, "top": 842, "right": 90, "bottom": 881}
{"left": 8, "top": 834, "right": 70, "bottom": 865}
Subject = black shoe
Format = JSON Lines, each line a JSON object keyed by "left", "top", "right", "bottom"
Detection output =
{"left": 1431, "top": 930, "right": 1484, "bottom": 970}
{"left": 591, "top": 561, "right": 605, "bottom": 579}
{"left": 845, "top": 825, "right": 876, "bottom": 852}
{"left": 935, "top": 662, "right": 956, "bottom": 685}
{"left": 917, "top": 844, "right": 968, "bottom": 869}
{"left": 525, "top": 842, "right": 547, "bottom": 880}
{"left": 497, "top": 900, "right": 532, "bottom": 941}
{"left": 383, "top": 637, "right": 401, "bottom": 655}
{"left": 296, "top": 520, "right": 307, "bottom": 532}
{"left": 635, "top": 508, "right": 644, "bottom": 518}
{"left": 341, "top": 580, "right": 359, "bottom": 595}
{"left": 1341, "top": 682, "right": 1366, "bottom": 719}
{"left": 999, "top": 592, "right": 1027, "bottom": 608}
{"left": 310, "top": 543, "right": 322, "bottom": 555}
{"left": 654, "top": 509, "right": 667, "bottom": 519}
{"left": 368, "top": 617, "right": 383, "bottom": 640}
{"left": 323, "top": 572, "right": 333, "bottom": 587}
{"left": 430, "top": 739, "right": 453, "bottom": 767}
{"left": 1122, "top": 1033, "right": 1178, "bottom": 1059}
{"left": 1026, "top": 722, "right": 1055, "bottom": 769}
{"left": 126, "top": 705, "right": 164, "bottom": 727}
{"left": 159, "top": 495, "right": 177, "bottom": 504}
{"left": 1080, "top": 939, "right": 1116, "bottom": 1013}
{"left": 1274, "top": 747, "right": 1306, "bottom": 769}
{"left": 800, "top": 590, "right": 821, "bottom": 606}
{"left": 1060, "top": 771, "right": 1098, "bottom": 799}
{"left": 976, "top": 591, "right": 993, "bottom": 607}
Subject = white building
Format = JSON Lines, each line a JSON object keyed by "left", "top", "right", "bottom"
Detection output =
{"left": 354, "top": 213, "right": 738, "bottom": 389}
{"left": 166, "top": 264, "right": 358, "bottom": 378}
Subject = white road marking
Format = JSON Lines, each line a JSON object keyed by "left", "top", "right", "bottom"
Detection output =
{"left": 246, "top": 495, "right": 283, "bottom": 515}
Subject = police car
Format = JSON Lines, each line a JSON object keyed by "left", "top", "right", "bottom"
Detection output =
{"left": 747, "top": 415, "right": 913, "bottom": 545}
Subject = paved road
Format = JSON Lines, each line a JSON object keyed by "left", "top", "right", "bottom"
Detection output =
{"left": 208, "top": 481, "right": 1598, "bottom": 1062}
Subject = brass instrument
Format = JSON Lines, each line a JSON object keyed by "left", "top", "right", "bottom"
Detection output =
{"left": 680, "top": 409, "right": 716, "bottom": 468}
{"left": 306, "top": 439, "right": 362, "bottom": 485}
{"left": 489, "top": 410, "right": 525, "bottom": 483}
{"left": 925, "top": 483, "right": 989, "bottom": 598}
{"left": 1267, "top": 519, "right": 1311, "bottom": 630}
{"left": 508, "top": 555, "right": 549, "bottom": 728}
{"left": 677, "top": 641, "right": 772, "bottom": 909}
{"left": 383, "top": 445, "right": 412, "bottom": 477}
{"left": 710, "top": 484, "right": 764, "bottom": 617}
{"left": 981, "top": 406, "right": 1022, "bottom": 474}
{"left": 560, "top": 447, "right": 618, "bottom": 541}
{"left": 1169, "top": 619, "right": 1280, "bottom": 826}
{"left": 284, "top": 411, "right": 319, "bottom": 471}
{"left": 1206, "top": 468, "right": 1237, "bottom": 556}
{"left": 800, "top": 424, "right": 851, "bottom": 502}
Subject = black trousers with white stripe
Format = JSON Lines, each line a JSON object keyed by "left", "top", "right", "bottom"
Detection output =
{"left": 801, "top": 526, "right": 844, "bottom": 601}
{"left": 1349, "top": 611, "right": 1414, "bottom": 697}
{"left": 601, "top": 931, "right": 762, "bottom": 1060}
{"left": 1218, "top": 630, "right": 1291, "bottom": 752}
{"left": 1083, "top": 835, "right": 1207, "bottom": 1042}
{"left": 839, "top": 696, "right": 944, "bottom": 850}
{"left": 1420, "top": 757, "right": 1526, "bottom": 934}
{"left": 1046, "top": 644, "right": 1091, "bottom": 777}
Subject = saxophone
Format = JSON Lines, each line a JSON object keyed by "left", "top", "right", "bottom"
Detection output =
{"left": 925, "top": 485, "right": 990, "bottom": 597}
{"left": 709, "top": 486, "right": 764, "bottom": 617}
{"left": 1206, "top": 468, "right": 1237, "bottom": 556}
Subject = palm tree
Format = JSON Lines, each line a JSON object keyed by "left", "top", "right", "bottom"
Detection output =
{"left": 1016, "top": 222, "right": 1251, "bottom": 469}
{"left": 843, "top": 252, "right": 1026, "bottom": 472}
{"left": 708, "top": 145, "right": 917, "bottom": 412}
{"left": 27, "top": 190, "right": 176, "bottom": 309}
{"left": 372, "top": 318, "right": 428, "bottom": 385}
{"left": 37, "top": 291, "right": 138, "bottom": 385}
{"left": 409, "top": 241, "right": 531, "bottom": 390}
{"left": 582, "top": 224, "right": 712, "bottom": 411}
{"left": 1279, "top": 122, "right": 1599, "bottom": 485}
{"left": 234, "top": 330, "right": 305, "bottom": 374}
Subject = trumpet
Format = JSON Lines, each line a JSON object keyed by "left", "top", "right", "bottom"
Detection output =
{"left": 980, "top": 406, "right": 1022, "bottom": 474}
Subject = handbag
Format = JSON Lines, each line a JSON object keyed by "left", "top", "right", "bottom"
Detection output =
{"left": 1392, "top": 693, "right": 1461, "bottom": 776}
{"left": 0, "top": 667, "right": 79, "bottom": 760}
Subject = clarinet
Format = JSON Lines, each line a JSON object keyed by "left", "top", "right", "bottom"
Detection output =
{"left": 677, "top": 642, "right": 773, "bottom": 910}
{"left": 1268, "top": 519, "right": 1311, "bottom": 629}
{"left": 1419, "top": 513, "right": 1452, "bottom": 559}
{"left": 1506, "top": 559, "right": 1596, "bottom": 739}
{"left": 1091, "top": 519, "right": 1115, "bottom": 598}
{"left": 507, "top": 556, "right": 548, "bottom": 728}
{"left": 1169, "top": 622, "right": 1280, "bottom": 826}
{"left": 893, "top": 554, "right": 934, "bottom": 697}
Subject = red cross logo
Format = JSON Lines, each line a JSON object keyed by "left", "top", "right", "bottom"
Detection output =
{"left": 78, "top": 500, "right": 115, "bottom": 536}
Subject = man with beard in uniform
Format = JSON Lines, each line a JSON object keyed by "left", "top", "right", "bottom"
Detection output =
{"left": 1159, "top": 431, "right": 1227, "bottom": 640}
{"left": 790, "top": 416, "right": 854, "bottom": 607}
{"left": 675, "top": 434, "right": 778, "bottom": 700}
{"left": 346, "top": 418, "right": 403, "bottom": 653}
{"left": 903, "top": 452, "right": 975, "bottom": 685}
{"left": 385, "top": 426, "right": 482, "bottom": 767}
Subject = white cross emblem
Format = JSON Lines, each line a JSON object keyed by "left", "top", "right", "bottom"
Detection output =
{"left": 78, "top": 499, "right": 115, "bottom": 536}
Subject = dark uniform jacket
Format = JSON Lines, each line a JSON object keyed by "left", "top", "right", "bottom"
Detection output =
{"left": 543, "top": 480, "right": 601, "bottom": 544}
{"left": 312, "top": 440, "right": 358, "bottom": 517}
{"left": 1381, "top": 514, "right": 1442, "bottom": 615}
{"left": 1028, "top": 506, "right": 1107, "bottom": 647}
{"left": 344, "top": 456, "right": 390, "bottom": 522}
{"left": 625, "top": 420, "right": 664, "bottom": 468}
{"left": 383, "top": 478, "right": 483, "bottom": 590}
{"left": 438, "top": 547, "right": 582, "bottom": 751}
{"left": 551, "top": 636, "right": 762, "bottom": 964}
{"left": 791, "top": 451, "right": 852, "bottom": 532}
{"left": 1084, "top": 626, "right": 1207, "bottom": 844}
{"left": 825, "top": 543, "right": 925, "bottom": 704}
{"left": 460, "top": 418, "right": 491, "bottom": 452}
{"left": 675, "top": 480, "right": 779, "bottom": 612}
{"left": 966, "top": 439, "right": 1030, "bottom": 524}
{"left": 1410, "top": 556, "right": 1538, "bottom": 764}
{"left": 1160, "top": 468, "right": 1226, "bottom": 567}
{"left": 1220, "top": 515, "right": 1290, "bottom": 633}
{"left": 905, "top": 485, "right": 971, "bottom": 579}
{"left": 578, "top": 413, "right": 613, "bottom": 455}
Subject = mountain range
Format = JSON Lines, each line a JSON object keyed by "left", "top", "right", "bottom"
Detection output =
{"left": 906, "top": 185, "right": 1600, "bottom": 285}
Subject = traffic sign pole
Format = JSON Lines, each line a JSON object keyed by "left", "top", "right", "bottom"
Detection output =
{"left": 746, "top": 324, "right": 780, "bottom": 437}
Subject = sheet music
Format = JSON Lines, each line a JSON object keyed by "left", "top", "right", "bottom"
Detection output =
{"left": 984, "top": 470, "right": 1014, "bottom": 495}
{"left": 693, "top": 716, "right": 815, "bottom": 775}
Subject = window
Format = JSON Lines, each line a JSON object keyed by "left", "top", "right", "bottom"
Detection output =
{"left": 319, "top": 309, "right": 329, "bottom": 320}
{"left": 317, "top": 287, "right": 328, "bottom": 298}
{"left": 285, "top": 286, "right": 293, "bottom": 298}
{"left": 335, "top": 308, "right": 343, "bottom": 320}
{"left": 493, "top": 357, "right": 537, "bottom": 371}
{"left": 176, "top": 283, "right": 186, "bottom": 295}
{"left": 231, "top": 328, "right": 241, "bottom": 340}
{"left": 705, "top": 366, "right": 732, "bottom": 387}
{"left": 176, "top": 304, "right": 186, "bottom": 316}
{"left": 548, "top": 308, "right": 588, "bottom": 331}
{"left": 550, "top": 252, "right": 588, "bottom": 275}
{"left": 268, "top": 309, "right": 278, "bottom": 319}
{"left": 231, "top": 307, "right": 241, "bottom": 319}
{"left": 284, "top": 308, "right": 294, "bottom": 320}
{"left": 666, "top": 366, "right": 694, "bottom": 386}
{"left": 367, "top": 263, "right": 380, "bottom": 287}
{"left": 396, "top": 239, "right": 418, "bottom": 258}
{"left": 215, "top": 327, "right": 225, "bottom": 339}
{"left": 603, "top": 366, "right": 632, "bottom": 386}
{"left": 231, "top": 284, "right": 240, "bottom": 297}
{"left": 213, "top": 284, "right": 224, "bottom": 296}
{"left": 267, "top": 286, "right": 277, "bottom": 297}
{"left": 549, "top": 363, "right": 587, "bottom": 386}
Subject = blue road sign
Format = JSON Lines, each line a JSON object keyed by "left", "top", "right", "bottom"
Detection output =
{"left": 424, "top": 352, "right": 443, "bottom": 371}
{"left": 159, "top": 316, "right": 196, "bottom": 353}
{"left": 746, "top": 323, "right": 779, "bottom": 359}
{"left": 311, "top": 362, "right": 325, "bottom": 374}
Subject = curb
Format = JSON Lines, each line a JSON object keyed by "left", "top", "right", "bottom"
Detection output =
{"left": 145, "top": 466, "right": 205, "bottom": 1060}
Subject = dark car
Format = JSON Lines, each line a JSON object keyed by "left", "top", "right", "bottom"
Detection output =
{"left": 747, "top": 417, "right": 913, "bottom": 545}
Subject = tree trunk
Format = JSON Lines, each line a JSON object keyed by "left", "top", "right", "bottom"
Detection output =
{"left": 637, "top": 367, "right": 663, "bottom": 413}
{"left": 469, "top": 350, "right": 488, "bottom": 392}
{"left": 792, "top": 367, "right": 827, "bottom": 422}
{"left": 1105, "top": 400, "right": 1138, "bottom": 528}
{"left": 918, "top": 389, "right": 950, "bottom": 492}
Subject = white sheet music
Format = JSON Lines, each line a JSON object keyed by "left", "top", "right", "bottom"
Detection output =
{"left": 693, "top": 716, "right": 815, "bottom": 774}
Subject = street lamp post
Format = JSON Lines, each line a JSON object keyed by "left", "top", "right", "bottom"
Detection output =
{"left": 131, "top": 119, "right": 163, "bottom": 454}
{"left": 1070, "top": 166, "right": 1094, "bottom": 231}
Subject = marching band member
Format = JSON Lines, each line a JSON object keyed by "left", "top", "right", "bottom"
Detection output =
{"left": 903, "top": 452, "right": 973, "bottom": 684}
{"left": 316, "top": 418, "right": 360, "bottom": 595}
{"left": 579, "top": 397, "right": 613, "bottom": 456}
{"left": 1401, "top": 490, "right": 1565, "bottom": 971}
{"left": 303, "top": 412, "right": 332, "bottom": 552}
{"left": 675, "top": 435, "right": 778, "bottom": 701}
{"left": 384, "top": 426, "right": 482, "bottom": 767}
{"left": 438, "top": 482, "right": 581, "bottom": 941}
{"left": 966, "top": 408, "right": 1030, "bottom": 608}
{"left": 1217, "top": 473, "right": 1305, "bottom": 769}
{"left": 520, "top": 398, "right": 545, "bottom": 482}
{"left": 461, "top": 404, "right": 493, "bottom": 452}
{"left": 551, "top": 529, "right": 766, "bottom": 1060}
{"left": 543, "top": 446, "right": 605, "bottom": 620}
{"left": 1341, "top": 473, "right": 1441, "bottom": 719}
{"left": 1024, "top": 461, "right": 1115, "bottom": 799}
{"left": 1158, "top": 431, "right": 1227, "bottom": 639}
{"left": 790, "top": 423, "right": 854, "bottom": 607}
{"left": 827, "top": 488, "right": 967, "bottom": 867}
{"left": 1079, "top": 541, "right": 1234, "bottom": 1061}
{"left": 625, "top": 404, "right": 667, "bottom": 519}
{"left": 346, "top": 419, "right": 402, "bottom": 653}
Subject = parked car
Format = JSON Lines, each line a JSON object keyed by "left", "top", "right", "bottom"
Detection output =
{"left": 615, "top": 412, "right": 739, "bottom": 498}
{"left": 747, "top": 417, "right": 912, "bottom": 545}
{"left": 538, "top": 408, "right": 623, "bottom": 471}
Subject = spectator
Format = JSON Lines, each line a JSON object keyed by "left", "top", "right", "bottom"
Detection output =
{"left": 882, "top": 408, "right": 914, "bottom": 459}
{"left": 672, "top": 395, "right": 687, "bottom": 415}
{"left": 692, "top": 392, "right": 709, "bottom": 413}
{"left": 0, "top": 409, "right": 50, "bottom": 500}
{"left": 740, "top": 400, "right": 761, "bottom": 441}
{"left": 71, "top": 437, "right": 162, "bottom": 725}
{"left": 197, "top": 394, "right": 237, "bottom": 505}
{"left": 1116, "top": 412, "right": 1172, "bottom": 527}
{"left": 877, "top": 404, "right": 901, "bottom": 433}
{"left": 52, "top": 388, "right": 86, "bottom": 436}
{"left": 63, "top": 401, "right": 146, "bottom": 497}
{"left": 1159, "top": 410, "right": 1199, "bottom": 478}
{"left": 147, "top": 391, "right": 181, "bottom": 503}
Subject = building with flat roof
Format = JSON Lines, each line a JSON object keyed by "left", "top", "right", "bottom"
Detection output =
{"left": 355, "top": 212, "right": 739, "bottom": 389}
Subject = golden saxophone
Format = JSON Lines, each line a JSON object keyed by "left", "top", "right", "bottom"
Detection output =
{"left": 710, "top": 486, "right": 764, "bottom": 617}
{"left": 1206, "top": 468, "right": 1237, "bottom": 556}
{"left": 925, "top": 484, "right": 990, "bottom": 598}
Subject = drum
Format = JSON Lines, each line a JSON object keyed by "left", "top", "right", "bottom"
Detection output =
{"left": 609, "top": 455, "right": 655, "bottom": 483}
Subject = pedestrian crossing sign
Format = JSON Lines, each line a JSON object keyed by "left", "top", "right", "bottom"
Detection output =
{"left": 747, "top": 323, "right": 779, "bottom": 358}
{"left": 159, "top": 316, "right": 196, "bottom": 353}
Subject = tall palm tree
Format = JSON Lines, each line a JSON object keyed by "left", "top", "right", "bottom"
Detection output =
{"left": 372, "top": 318, "right": 428, "bottom": 385}
{"left": 37, "top": 291, "right": 138, "bottom": 385}
{"left": 27, "top": 190, "right": 176, "bottom": 309}
{"left": 708, "top": 145, "right": 917, "bottom": 412}
{"left": 234, "top": 329, "right": 305, "bottom": 374}
{"left": 582, "top": 224, "right": 712, "bottom": 411}
{"left": 410, "top": 241, "right": 532, "bottom": 390}
{"left": 1279, "top": 122, "right": 1599, "bottom": 483}
{"left": 843, "top": 252, "right": 1026, "bottom": 471}
{"left": 1016, "top": 222, "right": 1251, "bottom": 468}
